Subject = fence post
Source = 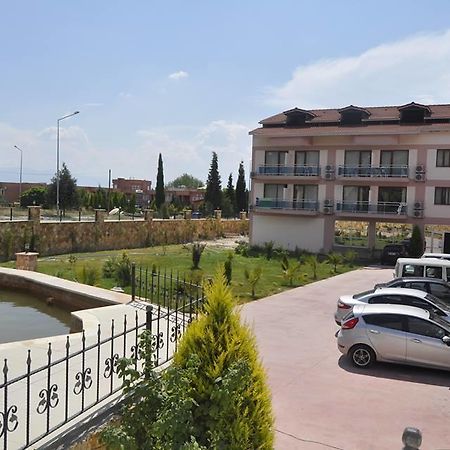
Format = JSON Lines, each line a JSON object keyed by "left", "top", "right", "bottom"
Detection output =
{"left": 146, "top": 305, "right": 153, "bottom": 331}
{"left": 131, "top": 263, "right": 136, "bottom": 301}
{"left": 402, "top": 427, "right": 422, "bottom": 449}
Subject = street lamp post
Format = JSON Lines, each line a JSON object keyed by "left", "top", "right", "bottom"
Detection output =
{"left": 13, "top": 145, "right": 23, "bottom": 203}
{"left": 56, "top": 111, "right": 79, "bottom": 213}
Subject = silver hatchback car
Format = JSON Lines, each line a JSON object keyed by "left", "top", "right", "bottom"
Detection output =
{"left": 337, "top": 304, "right": 450, "bottom": 370}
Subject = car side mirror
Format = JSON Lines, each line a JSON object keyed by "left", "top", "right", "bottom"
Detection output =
{"left": 443, "top": 336, "right": 450, "bottom": 346}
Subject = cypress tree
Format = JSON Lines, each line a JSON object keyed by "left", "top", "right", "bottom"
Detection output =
{"left": 174, "top": 271, "right": 274, "bottom": 449}
{"left": 226, "top": 173, "right": 235, "bottom": 208}
{"left": 155, "top": 153, "right": 165, "bottom": 209}
{"left": 235, "top": 161, "right": 247, "bottom": 213}
{"left": 409, "top": 225, "right": 424, "bottom": 257}
{"left": 205, "top": 152, "right": 222, "bottom": 210}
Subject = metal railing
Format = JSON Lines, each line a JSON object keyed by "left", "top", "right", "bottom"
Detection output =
{"left": 257, "top": 165, "right": 321, "bottom": 176}
{"left": 337, "top": 165, "right": 409, "bottom": 178}
{"left": 255, "top": 198, "right": 319, "bottom": 211}
{"left": 0, "top": 267, "right": 203, "bottom": 450}
{"left": 336, "top": 201, "right": 407, "bottom": 215}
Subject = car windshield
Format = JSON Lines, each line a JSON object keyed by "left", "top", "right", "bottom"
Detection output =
{"left": 425, "top": 293, "right": 449, "bottom": 311}
{"left": 353, "top": 289, "right": 375, "bottom": 299}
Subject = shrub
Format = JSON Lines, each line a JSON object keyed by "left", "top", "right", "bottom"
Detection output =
{"left": 174, "top": 271, "right": 274, "bottom": 448}
{"left": 263, "top": 241, "right": 274, "bottom": 260}
{"left": 344, "top": 250, "right": 358, "bottom": 267}
{"left": 234, "top": 240, "right": 249, "bottom": 257}
{"left": 409, "top": 225, "right": 424, "bottom": 257}
{"left": 223, "top": 252, "right": 233, "bottom": 285}
{"left": 102, "top": 256, "right": 118, "bottom": 278}
{"left": 326, "top": 252, "right": 343, "bottom": 274}
{"left": 185, "top": 242, "right": 206, "bottom": 270}
{"left": 79, "top": 264, "right": 99, "bottom": 286}
{"left": 305, "top": 254, "right": 320, "bottom": 280}
{"left": 244, "top": 266, "right": 262, "bottom": 298}
{"left": 280, "top": 255, "right": 304, "bottom": 286}
{"left": 115, "top": 252, "right": 132, "bottom": 286}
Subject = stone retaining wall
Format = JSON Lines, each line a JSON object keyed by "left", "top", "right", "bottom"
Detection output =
{"left": 0, "top": 209, "right": 248, "bottom": 261}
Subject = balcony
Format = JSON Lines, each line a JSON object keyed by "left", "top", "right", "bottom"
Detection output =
{"left": 336, "top": 201, "right": 407, "bottom": 215}
{"left": 255, "top": 198, "right": 319, "bottom": 212}
{"left": 257, "top": 165, "right": 321, "bottom": 177}
{"left": 337, "top": 165, "right": 409, "bottom": 178}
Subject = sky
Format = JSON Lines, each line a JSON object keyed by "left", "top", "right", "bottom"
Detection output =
{"left": 2, "top": 1, "right": 450, "bottom": 187}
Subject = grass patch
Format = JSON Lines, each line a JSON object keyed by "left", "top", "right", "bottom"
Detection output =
{"left": 1, "top": 243, "right": 361, "bottom": 303}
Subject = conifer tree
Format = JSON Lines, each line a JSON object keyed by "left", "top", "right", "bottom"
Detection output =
{"left": 174, "top": 271, "right": 274, "bottom": 449}
{"left": 225, "top": 173, "right": 235, "bottom": 209}
{"left": 155, "top": 153, "right": 165, "bottom": 209}
{"left": 205, "top": 152, "right": 222, "bottom": 211}
{"left": 235, "top": 161, "right": 247, "bottom": 213}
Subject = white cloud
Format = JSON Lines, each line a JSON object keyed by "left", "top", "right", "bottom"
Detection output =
{"left": 267, "top": 30, "right": 450, "bottom": 108}
{"left": 168, "top": 70, "right": 189, "bottom": 80}
{"left": 118, "top": 92, "right": 133, "bottom": 99}
{"left": 137, "top": 120, "right": 251, "bottom": 183}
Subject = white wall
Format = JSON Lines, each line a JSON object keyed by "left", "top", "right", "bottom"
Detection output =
{"left": 424, "top": 186, "right": 449, "bottom": 218}
{"left": 251, "top": 215, "right": 325, "bottom": 252}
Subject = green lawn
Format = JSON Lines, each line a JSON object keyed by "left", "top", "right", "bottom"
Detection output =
{"left": 1, "top": 244, "right": 360, "bottom": 303}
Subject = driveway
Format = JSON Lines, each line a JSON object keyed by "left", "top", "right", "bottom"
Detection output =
{"left": 242, "top": 267, "right": 450, "bottom": 450}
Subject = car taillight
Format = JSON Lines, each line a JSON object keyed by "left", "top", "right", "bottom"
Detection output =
{"left": 342, "top": 317, "right": 359, "bottom": 329}
{"left": 338, "top": 300, "right": 351, "bottom": 309}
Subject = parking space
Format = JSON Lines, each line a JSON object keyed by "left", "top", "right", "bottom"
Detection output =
{"left": 242, "top": 267, "right": 450, "bottom": 450}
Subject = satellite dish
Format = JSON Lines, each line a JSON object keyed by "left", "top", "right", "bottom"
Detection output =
{"left": 109, "top": 207, "right": 120, "bottom": 215}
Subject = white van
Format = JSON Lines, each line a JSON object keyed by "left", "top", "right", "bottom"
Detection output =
{"left": 422, "top": 252, "right": 450, "bottom": 261}
{"left": 394, "top": 257, "right": 450, "bottom": 281}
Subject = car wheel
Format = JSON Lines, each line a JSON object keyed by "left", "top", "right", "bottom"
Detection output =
{"left": 349, "top": 344, "right": 375, "bottom": 368}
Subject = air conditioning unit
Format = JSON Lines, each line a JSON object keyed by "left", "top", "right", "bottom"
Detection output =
{"left": 325, "top": 165, "right": 335, "bottom": 173}
{"left": 324, "top": 172, "right": 335, "bottom": 180}
{"left": 250, "top": 171, "right": 256, "bottom": 178}
{"left": 323, "top": 206, "right": 334, "bottom": 215}
{"left": 413, "top": 209, "right": 424, "bottom": 218}
{"left": 415, "top": 172, "right": 426, "bottom": 182}
{"left": 323, "top": 199, "right": 334, "bottom": 207}
{"left": 413, "top": 201, "right": 424, "bottom": 210}
{"left": 416, "top": 164, "right": 426, "bottom": 173}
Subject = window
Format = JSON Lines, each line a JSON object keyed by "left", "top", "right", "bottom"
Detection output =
{"left": 342, "top": 186, "right": 370, "bottom": 211}
{"left": 402, "top": 264, "right": 424, "bottom": 277}
{"left": 406, "top": 317, "right": 446, "bottom": 339}
{"left": 263, "top": 184, "right": 285, "bottom": 200}
{"left": 400, "top": 295, "right": 431, "bottom": 311}
{"left": 344, "top": 151, "right": 371, "bottom": 176}
{"left": 436, "top": 149, "right": 450, "bottom": 167}
{"left": 429, "top": 283, "right": 450, "bottom": 302}
{"left": 435, "top": 187, "right": 450, "bottom": 205}
{"left": 425, "top": 266, "right": 442, "bottom": 279}
{"left": 265, "top": 151, "right": 287, "bottom": 166}
{"left": 363, "top": 314, "right": 405, "bottom": 331}
{"left": 404, "top": 281, "right": 427, "bottom": 291}
{"left": 380, "top": 150, "right": 409, "bottom": 167}
{"left": 295, "top": 151, "right": 319, "bottom": 166}
{"left": 293, "top": 185, "right": 318, "bottom": 210}
{"left": 368, "top": 295, "right": 404, "bottom": 305}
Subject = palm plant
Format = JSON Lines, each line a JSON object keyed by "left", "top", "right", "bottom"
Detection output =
{"left": 305, "top": 254, "right": 320, "bottom": 280}
{"left": 280, "top": 256, "right": 304, "bottom": 286}
{"left": 244, "top": 267, "right": 262, "bottom": 298}
{"left": 326, "top": 252, "right": 343, "bottom": 274}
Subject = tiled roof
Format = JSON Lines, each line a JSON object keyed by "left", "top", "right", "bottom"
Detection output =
{"left": 259, "top": 103, "right": 450, "bottom": 125}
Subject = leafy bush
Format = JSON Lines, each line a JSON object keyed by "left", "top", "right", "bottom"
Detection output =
{"left": 326, "top": 252, "right": 343, "bottom": 274}
{"left": 280, "top": 256, "right": 305, "bottom": 286}
{"left": 244, "top": 266, "right": 263, "bottom": 298}
{"left": 184, "top": 242, "right": 206, "bottom": 270}
{"left": 234, "top": 240, "right": 249, "bottom": 257}
{"left": 263, "top": 241, "right": 274, "bottom": 260}
{"left": 344, "top": 250, "right": 358, "bottom": 267}
{"left": 305, "top": 254, "right": 320, "bottom": 280}
{"left": 79, "top": 264, "right": 99, "bottom": 286}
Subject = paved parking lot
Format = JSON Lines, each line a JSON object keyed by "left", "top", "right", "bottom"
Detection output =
{"left": 242, "top": 267, "right": 450, "bottom": 450}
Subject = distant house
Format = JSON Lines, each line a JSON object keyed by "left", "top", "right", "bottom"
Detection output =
{"left": 0, "top": 182, "right": 47, "bottom": 205}
{"left": 149, "top": 187, "right": 205, "bottom": 209}
{"left": 112, "top": 178, "right": 152, "bottom": 207}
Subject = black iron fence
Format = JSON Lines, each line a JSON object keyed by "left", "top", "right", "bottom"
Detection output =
{"left": 0, "top": 267, "right": 203, "bottom": 450}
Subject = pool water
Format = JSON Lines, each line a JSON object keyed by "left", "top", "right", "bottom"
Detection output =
{"left": 0, "top": 288, "right": 72, "bottom": 344}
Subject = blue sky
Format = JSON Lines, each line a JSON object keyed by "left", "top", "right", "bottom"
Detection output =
{"left": 2, "top": 1, "right": 450, "bottom": 186}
